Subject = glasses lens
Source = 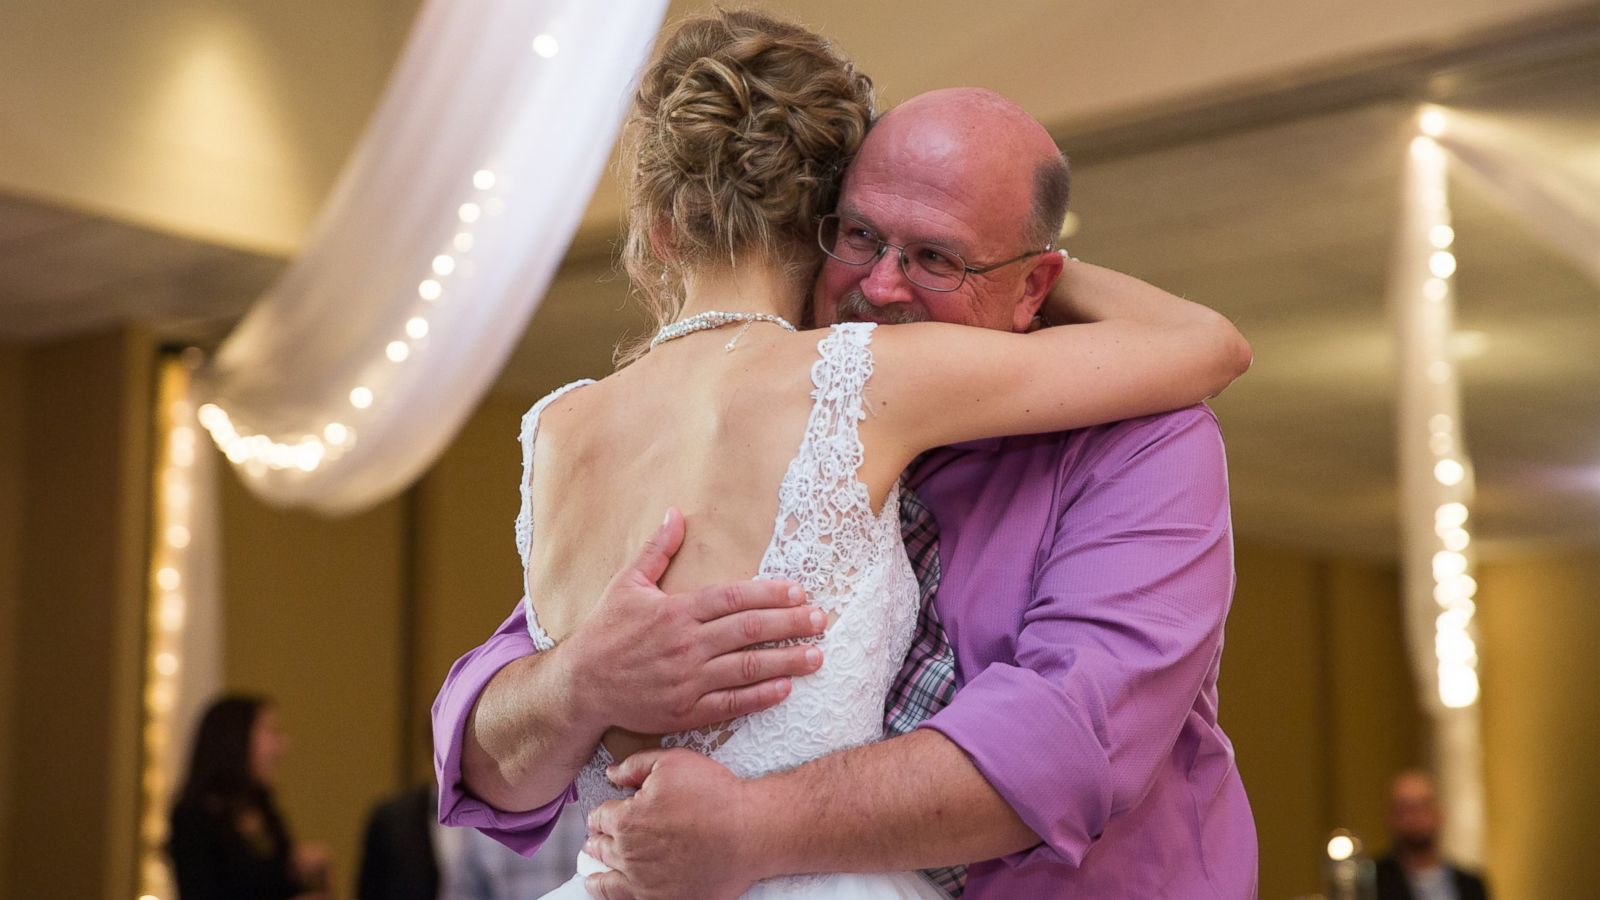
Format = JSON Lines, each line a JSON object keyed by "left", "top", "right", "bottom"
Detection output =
{"left": 820, "top": 216, "right": 880, "bottom": 265}
{"left": 902, "top": 243, "right": 965, "bottom": 291}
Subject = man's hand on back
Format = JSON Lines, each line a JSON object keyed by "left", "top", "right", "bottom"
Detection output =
{"left": 563, "top": 507, "right": 828, "bottom": 735}
{"left": 460, "top": 508, "right": 827, "bottom": 812}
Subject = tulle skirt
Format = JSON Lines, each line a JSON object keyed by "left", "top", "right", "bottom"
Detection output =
{"left": 537, "top": 852, "right": 950, "bottom": 899}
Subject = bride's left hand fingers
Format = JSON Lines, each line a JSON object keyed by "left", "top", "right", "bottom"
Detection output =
{"left": 606, "top": 749, "right": 670, "bottom": 789}
{"left": 588, "top": 798, "right": 626, "bottom": 838}
{"left": 586, "top": 870, "right": 639, "bottom": 900}
{"left": 584, "top": 832, "right": 618, "bottom": 868}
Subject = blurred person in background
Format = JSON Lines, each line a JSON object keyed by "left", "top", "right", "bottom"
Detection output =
{"left": 1375, "top": 770, "right": 1489, "bottom": 900}
{"left": 168, "top": 694, "right": 332, "bottom": 900}
{"left": 358, "top": 783, "right": 587, "bottom": 900}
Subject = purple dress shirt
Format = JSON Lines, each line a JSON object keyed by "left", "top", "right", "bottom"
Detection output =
{"left": 432, "top": 405, "right": 1257, "bottom": 898}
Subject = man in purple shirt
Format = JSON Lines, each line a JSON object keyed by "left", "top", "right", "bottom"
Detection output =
{"left": 433, "top": 88, "right": 1256, "bottom": 897}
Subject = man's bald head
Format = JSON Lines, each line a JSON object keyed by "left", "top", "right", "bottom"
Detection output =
{"left": 813, "top": 87, "right": 1069, "bottom": 332}
{"left": 870, "top": 88, "right": 1070, "bottom": 248}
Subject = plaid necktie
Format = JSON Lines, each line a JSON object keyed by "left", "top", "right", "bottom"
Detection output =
{"left": 889, "top": 485, "right": 966, "bottom": 897}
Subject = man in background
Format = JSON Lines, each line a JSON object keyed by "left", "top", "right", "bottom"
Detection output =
{"left": 1375, "top": 770, "right": 1490, "bottom": 900}
{"left": 358, "top": 784, "right": 586, "bottom": 900}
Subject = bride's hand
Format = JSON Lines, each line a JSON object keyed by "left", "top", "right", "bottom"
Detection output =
{"left": 584, "top": 749, "right": 768, "bottom": 900}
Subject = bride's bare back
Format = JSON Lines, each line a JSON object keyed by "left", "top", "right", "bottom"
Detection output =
{"left": 522, "top": 325, "right": 908, "bottom": 758}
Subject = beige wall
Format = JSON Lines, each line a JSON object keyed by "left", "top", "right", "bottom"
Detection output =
{"left": 0, "top": 0, "right": 421, "bottom": 254}
{"left": 217, "top": 468, "right": 408, "bottom": 896}
{"left": 0, "top": 342, "right": 24, "bottom": 895}
{"left": 3, "top": 329, "right": 154, "bottom": 900}
{"left": 1478, "top": 549, "right": 1600, "bottom": 900}
{"left": 1222, "top": 544, "right": 1421, "bottom": 899}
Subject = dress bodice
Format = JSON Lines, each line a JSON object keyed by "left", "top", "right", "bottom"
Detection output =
{"left": 513, "top": 323, "right": 920, "bottom": 826}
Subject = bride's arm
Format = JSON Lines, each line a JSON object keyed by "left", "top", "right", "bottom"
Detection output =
{"left": 866, "top": 259, "right": 1251, "bottom": 457}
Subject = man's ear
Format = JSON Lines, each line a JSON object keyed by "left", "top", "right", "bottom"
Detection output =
{"left": 1011, "top": 250, "right": 1065, "bottom": 332}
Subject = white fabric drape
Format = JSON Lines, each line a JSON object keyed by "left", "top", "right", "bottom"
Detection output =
{"left": 197, "top": 0, "right": 667, "bottom": 514}
{"left": 1388, "top": 104, "right": 1598, "bottom": 868}
{"left": 1438, "top": 109, "right": 1600, "bottom": 288}
{"left": 1390, "top": 129, "right": 1487, "bottom": 867}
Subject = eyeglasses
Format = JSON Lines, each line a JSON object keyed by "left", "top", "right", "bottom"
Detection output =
{"left": 817, "top": 214, "right": 1050, "bottom": 292}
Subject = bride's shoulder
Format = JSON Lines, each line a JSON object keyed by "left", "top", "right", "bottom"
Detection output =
{"left": 522, "top": 377, "right": 599, "bottom": 424}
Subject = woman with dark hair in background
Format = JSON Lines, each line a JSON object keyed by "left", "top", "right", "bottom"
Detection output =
{"left": 168, "top": 695, "right": 331, "bottom": 900}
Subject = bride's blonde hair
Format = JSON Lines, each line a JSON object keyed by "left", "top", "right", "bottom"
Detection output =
{"left": 616, "top": 9, "right": 875, "bottom": 364}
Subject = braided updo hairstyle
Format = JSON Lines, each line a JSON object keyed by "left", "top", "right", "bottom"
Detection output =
{"left": 618, "top": 9, "right": 875, "bottom": 363}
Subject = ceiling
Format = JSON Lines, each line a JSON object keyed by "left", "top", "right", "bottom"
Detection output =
{"left": 0, "top": 7, "right": 1595, "bottom": 561}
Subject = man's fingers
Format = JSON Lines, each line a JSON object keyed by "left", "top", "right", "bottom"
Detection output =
{"left": 606, "top": 748, "right": 671, "bottom": 790}
{"left": 690, "top": 579, "right": 805, "bottom": 622}
{"left": 629, "top": 508, "right": 686, "bottom": 586}
{"left": 588, "top": 798, "right": 625, "bottom": 838}
{"left": 701, "top": 607, "right": 827, "bottom": 656}
{"left": 690, "top": 678, "right": 793, "bottom": 724}
{"left": 585, "top": 871, "right": 637, "bottom": 900}
{"left": 702, "top": 645, "right": 822, "bottom": 692}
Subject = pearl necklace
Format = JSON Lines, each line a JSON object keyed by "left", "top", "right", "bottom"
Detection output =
{"left": 649, "top": 310, "right": 798, "bottom": 352}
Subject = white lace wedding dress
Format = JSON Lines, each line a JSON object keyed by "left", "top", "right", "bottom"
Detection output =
{"left": 518, "top": 323, "right": 946, "bottom": 899}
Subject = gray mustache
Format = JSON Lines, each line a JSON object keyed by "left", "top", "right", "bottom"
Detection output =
{"left": 834, "top": 290, "right": 929, "bottom": 325}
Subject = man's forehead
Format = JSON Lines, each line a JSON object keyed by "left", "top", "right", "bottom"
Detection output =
{"left": 834, "top": 197, "right": 976, "bottom": 255}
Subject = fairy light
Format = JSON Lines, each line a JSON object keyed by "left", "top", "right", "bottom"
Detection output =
{"left": 1429, "top": 251, "right": 1458, "bottom": 278}
{"left": 139, "top": 359, "right": 201, "bottom": 900}
{"left": 532, "top": 33, "right": 560, "bottom": 58}
{"left": 1420, "top": 106, "right": 1448, "bottom": 138}
{"left": 196, "top": 160, "right": 509, "bottom": 484}
{"left": 1406, "top": 107, "right": 1480, "bottom": 711}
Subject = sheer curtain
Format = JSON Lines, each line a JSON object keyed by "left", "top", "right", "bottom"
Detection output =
{"left": 196, "top": 0, "right": 667, "bottom": 515}
{"left": 1391, "top": 105, "right": 1598, "bottom": 867}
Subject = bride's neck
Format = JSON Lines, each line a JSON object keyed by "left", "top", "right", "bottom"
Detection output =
{"left": 677, "top": 256, "right": 807, "bottom": 325}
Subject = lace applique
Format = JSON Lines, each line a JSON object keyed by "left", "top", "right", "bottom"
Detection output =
{"left": 660, "top": 324, "right": 916, "bottom": 777}
{"left": 515, "top": 379, "right": 596, "bottom": 652}
{"left": 519, "top": 325, "right": 921, "bottom": 844}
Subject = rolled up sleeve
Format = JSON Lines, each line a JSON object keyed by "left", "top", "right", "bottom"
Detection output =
{"left": 918, "top": 407, "right": 1235, "bottom": 868}
{"left": 431, "top": 600, "right": 576, "bottom": 854}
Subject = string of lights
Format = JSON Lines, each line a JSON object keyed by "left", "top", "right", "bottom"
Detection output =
{"left": 137, "top": 358, "right": 200, "bottom": 900}
{"left": 1411, "top": 107, "right": 1481, "bottom": 710}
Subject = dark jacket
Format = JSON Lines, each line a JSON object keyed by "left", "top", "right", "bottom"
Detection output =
{"left": 169, "top": 794, "right": 304, "bottom": 900}
{"left": 1375, "top": 854, "right": 1490, "bottom": 900}
{"left": 357, "top": 785, "right": 441, "bottom": 900}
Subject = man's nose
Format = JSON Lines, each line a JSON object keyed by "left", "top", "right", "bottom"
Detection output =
{"left": 860, "top": 249, "right": 915, "bottom": 306}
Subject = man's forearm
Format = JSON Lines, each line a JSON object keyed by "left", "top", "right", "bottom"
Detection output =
{"left": 462, "top": 644, "right": 607, "bottom": 812}
{"left": 748, "top": 729, "right": 1038, "bottom": 877}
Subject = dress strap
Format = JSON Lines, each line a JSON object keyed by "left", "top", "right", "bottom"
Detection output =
{"left": 515, "top": 378, "right": 595, "bottom": 651}
{"left": 755, "top": 322, "right": 890, "bottom": 612}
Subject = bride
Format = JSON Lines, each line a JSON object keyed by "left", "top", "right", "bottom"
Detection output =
{"left": 522, "top": 10, "right": 1249, "bottom": 899}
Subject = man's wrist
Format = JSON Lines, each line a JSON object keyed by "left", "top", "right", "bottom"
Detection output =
{"left": 737, "top": 774, "right": 803, "bottom": 881}
{"left": 541, "top": 638, "right": 610, "bottom": 740}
